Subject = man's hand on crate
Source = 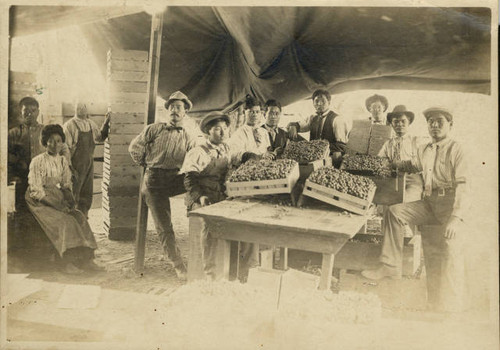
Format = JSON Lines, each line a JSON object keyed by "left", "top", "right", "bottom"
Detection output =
{"left": 199, "top": 196, "right": 211, "bottom": 207}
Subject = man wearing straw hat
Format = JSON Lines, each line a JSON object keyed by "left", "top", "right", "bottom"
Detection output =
{"left": 363, "top": 107, "right": 469, "bottom": 314}
{"left": 129, "top": 91, "right": 197, "bottom": 280}
{"left": 181, "top": 112, "right": 259, "bottom": 280}
{"left": 378, "top": 105, "right": 426, "bottom": 202}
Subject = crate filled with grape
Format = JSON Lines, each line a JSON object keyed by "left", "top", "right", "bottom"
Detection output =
{"left": 281, "top": 139, "right": 331, "bottom": 179}
{"left": 226, "top": 159, "right": 300, "bottom": 197}
{"left": 341, "top": 154, "right": 405, "bottom": 205}
{"left": 302, "top": 167, "right": 376, "bottom": 215}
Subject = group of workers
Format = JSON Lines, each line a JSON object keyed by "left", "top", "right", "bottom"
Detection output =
{"left": 7, "top": 88, "right": 468, "bottom": 313}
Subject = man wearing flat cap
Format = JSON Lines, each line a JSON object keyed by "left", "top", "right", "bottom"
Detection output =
{"left": 363, "top": 107, "right": 469, "bottom": 314}
{"left": 378, "top": 105, "right": 426, "bottom": 202}
{"left": 288, "top": 89, "right": 351, "bottom": 164}
{"left": 129, "top": 91, "right": 197, "bottom": 280}
{"left": 366, "top": 94, "right": 389, "bottom": 125}
{"left": 181, "top": 112, "right": 258, "bottom": 280}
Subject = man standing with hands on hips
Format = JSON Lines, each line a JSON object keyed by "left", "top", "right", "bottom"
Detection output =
{"left": 362, "top": 107, "right": 469, "bottom": 314}
{"left": 129, "top": 91, "right": 197, "bottom": 280}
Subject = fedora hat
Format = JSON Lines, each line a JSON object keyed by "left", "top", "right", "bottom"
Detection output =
{"left": 387, "top": 105, "right": 415, "bottom": 124}
{"left": 365, "top": 94, "right": 388, "bottom": 112}
{"left": 200, "top": 111, "right": 231, "bottom": 134}
{"left": 165, "top": 91, "right": 193, "bottom": 110}
{"left": 422, "top": 106, "right": 453, "bottom": 122}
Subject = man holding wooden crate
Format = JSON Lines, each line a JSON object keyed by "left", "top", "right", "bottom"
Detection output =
{"left": 362, "top": 107, "right": 469, "bottom": 314}
{"left": 63, "top": 102, "right": 110, "bottom": 217}
{"left": 287, "top": 89, "right": 351, "bottom": 166}
{"left": 129, "top": 91, "right": 197, "bottom": 280}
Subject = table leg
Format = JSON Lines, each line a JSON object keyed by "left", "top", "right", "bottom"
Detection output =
{"left": 277, "top": 247, "right": 288, "bottom": 270}
{"left": 319, "top": 253, "right": 335, "bottom": 290}
{"left": 214, "top": 239, "right": 231, "bottom": 280}
{"left": 187, "top": 216, "right": 205, "bottom": 281}
{"left": 229, "top": 241, "right": 239, "bottom": 280}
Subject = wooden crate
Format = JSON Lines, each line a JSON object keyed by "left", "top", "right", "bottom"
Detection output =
{"left": 226, "top": 163, "right": 299, "bottom": 197}
{"left": 302, "top": 180, "right": 376, "bottom": 215}
{"left": 334, "top": 234, "right": 422, "bottom": 276}
{"left": 298, "top": 157, "right": 332, "bottom": 180}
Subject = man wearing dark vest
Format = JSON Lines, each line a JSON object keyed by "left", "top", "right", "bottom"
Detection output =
{"left": 287, "top": 89, "right": 351, "bottom": 165}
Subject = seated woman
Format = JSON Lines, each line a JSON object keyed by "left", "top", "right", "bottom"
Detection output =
{"left": 25, "top": 124, "right": 101, "bottom": 274}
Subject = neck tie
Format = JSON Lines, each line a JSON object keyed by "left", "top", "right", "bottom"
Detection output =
{"left": 316, "top": 113, "right": 324, "bottom": 138}
{"left": 393, "top": 138, "right": 402, "bottom": 162}
{"left": 267, "top": 125, "right": 276, "bottom": 143}
{"left": 423, "top": 144, "right": 439, "bottom": 196}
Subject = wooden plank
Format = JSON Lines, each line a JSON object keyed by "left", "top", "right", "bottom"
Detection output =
{"left": 107, "top": 133, "right": 138, "bottom": 145}
{"left": 260, "top": 249, "right": 274, "bottom": 269}
{"left": 109, "top": 91, "right": 148, "bottom": 103}
{"left": 371, "top": 173, "right": 406, "bottom": 206}
{"left": 108, "top": 49, "right": 148, "bottom": 61}
{"left": 102, "top": 174, "right": 142, "bottom": 187}
{"left": 103, "top": 214, "right": 138, "bottom": 227}
{"left": 110, "top": 122, "right": 144, "bottom": 135}
{"left": 104, "top": 143, "right": 133, "bottom": 155}
{"left": 277, "top": 247, "right": 288, "bottom": 270}
{"left": 109, "top": 60, "right": 148, "bottom": 72}
{"left": 319, "top": 254, "right": 335, "bottom": 290}
{"left": 205, "top": 218, "right": 350, "bottom": 255}
{"left": 188, "top": 216, "right": 206, "bottom": 281}
{"left": 109, "top": 102, "right": 146, "bottom": 114}
{"left": 109, "top": 81, "right": 148, "bottom": 93}
{"left": 109, "top": 71, "right": 148, "bottom": 82}
{"left": 102, "top": 202, "right": 139, "bottom": 217}
{"left": 109, "top": 112, "right": 145, "bottom": 124}
{"left": 103, "top": 154, "right": 136, "bottom": 165}
{"left": 101, "top": 195, "right": 139, "bottom": 209}
{"left": 103, "top": 164, "right": 141, "bottom": 176}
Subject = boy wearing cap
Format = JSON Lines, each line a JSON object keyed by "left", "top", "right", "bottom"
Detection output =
{"left": 378, "top": 105, "right": 426, "bottom": 202}
{"left": 365, "top": 94, "right": 389, "bottom": 125}
{"left": 287, "top": 89, "right": 351, "bottom": 164}
{"left": 363, "top": 107, "right": 469, "bottom": 313}
{"left": 181, "top": 112, "right": 258, "bottom": 280}
{"left": 129, "top": 91, "right": 197, "bottom": 279}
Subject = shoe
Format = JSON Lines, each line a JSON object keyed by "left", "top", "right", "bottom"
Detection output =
{"left": 64, "top": 262, "right": 84, "bottom": 275}
{"left": 81, "top": 260, "right": 106, "bottom": 272}
{"left": 174, "top": 262, "right": 187, "bottom": 281}
{"left": 361, "top": 264, "right": 401, "bottom": 280}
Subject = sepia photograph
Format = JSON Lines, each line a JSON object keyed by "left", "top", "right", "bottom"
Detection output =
{"left": 0, "top": 1, "right": 498, "bottom": 349}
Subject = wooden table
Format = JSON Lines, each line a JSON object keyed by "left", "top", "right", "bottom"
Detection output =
{"left": 187, "top": 197, "right": 367, "bottom": 290}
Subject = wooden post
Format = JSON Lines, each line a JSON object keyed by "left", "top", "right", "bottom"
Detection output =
{"left": 319, "top": 253, "right": 335, "bottom": 290}
{"left": 134, "top": 10, "right": 164, "bottom": 273}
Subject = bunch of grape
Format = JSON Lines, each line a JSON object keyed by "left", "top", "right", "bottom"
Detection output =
{"left": 282, "top": 139, "right": 329, "bottom": 163}
{"left": 228, "top": 159, "right": 297, "bottom": 182}
{"left": 341, "top": 154, "right": 393, "bottom": 177}
{"left": 308, "top": 167, "right": 376, "bottom": 200}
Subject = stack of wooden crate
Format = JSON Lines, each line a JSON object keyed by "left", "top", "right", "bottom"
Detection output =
{"left": 102, "top": 49, "right": 148, "bottom": 241}
{"left": 346, "top": 120, "right": 392, "bottom": 156}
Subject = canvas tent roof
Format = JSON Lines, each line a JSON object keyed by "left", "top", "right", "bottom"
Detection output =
{"left": 10, "top": 6, "right": 491, "bottom": 114}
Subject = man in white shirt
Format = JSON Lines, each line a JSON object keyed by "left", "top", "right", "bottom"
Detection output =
{"left": 227, "top": 96, "right": 271, "bottom": 162}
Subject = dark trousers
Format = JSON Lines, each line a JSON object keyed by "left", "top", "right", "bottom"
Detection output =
{"left": 142, "top": 169, "right": 186, "bottom": 267}
{"left": 380, "top": 191, "right": 465, "bottom": 312}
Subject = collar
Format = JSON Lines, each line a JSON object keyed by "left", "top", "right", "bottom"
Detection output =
{"left": 20, "top": 122, "right": 40, "bottom": 130}
{"left": 427, "top": 136, "right": 452, "bottom": 149}
{"left": 162, "top": 122, "right": 183, "bottom": 131}
{"left": 316, "top": 109, "right": 331, "bottom": 117}
{"left": 393, "top": 134, "right": 411, "bottom": 141}
{"left": 205, "top": 139, "right": 226, "bottom": 152}
{"left": 264, "top": 124, "right": 278, "bottom": 131}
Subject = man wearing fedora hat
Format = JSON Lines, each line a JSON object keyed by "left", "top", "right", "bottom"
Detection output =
{"left": 129, "top": 91, "right": 198, "bottom": 280}
{"left": 365, "top": 94, "right": 389, "bottom": 125}
{"left": 378, "top": 105, "right": 426, "bottom": 202}
{"left": 181, "top": 112, "right": 258, "bottom": 280}
{"left": 363, "top": 106, "right": 469, "bottom": 313}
